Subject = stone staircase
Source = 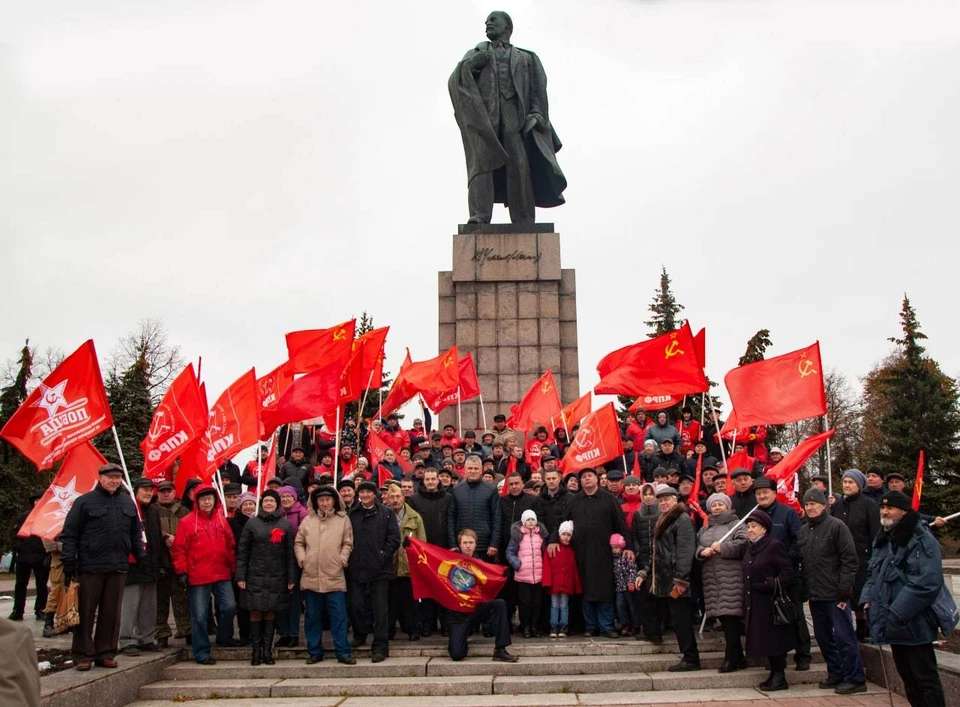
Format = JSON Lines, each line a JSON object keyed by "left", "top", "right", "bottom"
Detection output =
{"left": 123, "top": 632, "right": 897, "bottom": 705}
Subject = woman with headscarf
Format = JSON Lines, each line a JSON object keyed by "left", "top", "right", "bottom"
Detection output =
{"left": 742, "top": 509, "right": 796, "bottom": 692}
{"left": 235, "top": 489, "right": 296, "bottom": 666}
{"left": 696, "top": 493, "right": 748, "bottom": 673}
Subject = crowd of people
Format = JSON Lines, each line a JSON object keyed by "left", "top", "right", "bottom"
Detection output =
{"left": 8, "top": 408, "right": 949, "bottom": 705}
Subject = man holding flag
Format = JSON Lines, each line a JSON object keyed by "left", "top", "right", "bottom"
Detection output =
{"left": 61, "top": 464, "right": 147, "bottom": 671}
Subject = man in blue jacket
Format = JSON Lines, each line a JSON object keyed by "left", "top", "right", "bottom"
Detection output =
{"left": 861, "top": 491, "right": 946, "bottom": 707}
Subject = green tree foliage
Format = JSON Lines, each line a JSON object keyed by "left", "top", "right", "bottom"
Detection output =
{"left": 344, "top": 311, "right": 393, "bottom": 423}
{"left": 739, "top": 329, "right": 772, "bottom": 366}
{"left": 0, "top": 341, "right": 53, "bottom": 555}
{"left": 860, "top": 295, "right": 960, "bottom": 523}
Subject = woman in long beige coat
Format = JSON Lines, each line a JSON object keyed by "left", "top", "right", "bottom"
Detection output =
{"left": 295, "top": 487, "right": 354, "bottom": 665}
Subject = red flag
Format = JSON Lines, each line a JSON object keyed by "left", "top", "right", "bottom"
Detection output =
{"left": 595, "top": 323, "right": 709, "bottom": 397}
{"left": 1, "top": 340, "right": 113, "bottom": 471}
{"left": 173, "top": 436, "right": 212, "bottom": 495}
{"left": 425, "top": 354, "right": 481, "bottom": 414}
{"left": 203, "top": 369, "right": 262, "bottom": 470}
{"left": 17, "top": 442, "right": 105, "bottom": 540}
{"left": 366, "top": 431, "right": 390, "bottom": 468}
{"left": 507, "top": 370, "right": 562, "bottom": 433}
{"left": 549, "top": 392, "right": 592, "bottom": 435}
{"left": 286, "top": 319, "right": 356, "bottom": 374}
{"left": 559, "top": 403, "right": 624, "bottom": 475}
{"left": 693, "top": 328, "right": 706, "bottom": 368}
{"left": 340, "top": 327, "right": 390, "bottom": 403}
{"left": 258, "top": 361, "right": 295, "bottom": 412}
{"left": 724, "top": 450, "right": 755, "bottom": 474}
{"left": 687, "top": 454, "right": 708, "bottom": 522}
{"left": 261, "top": 362, "right": 342, "bottom": 438}
{"left": 375, "top": 347, "right": 459, "bottom": 419}
{"left": 720, "top": 408, "right": 752, "bottom": 441}
{"left": 765, "top": 429, "right": 835, "bottom": 486}
{"left": 405, "top": 537, "right": 508, "bottom": 612}
{"left": 500, "top": 455, "right": 519, "bottom": 496}
{"left": 724, "top": 342, "right": 827, "bottom": 428}
{"left": 912, "top": 450, "right": 924, "bottom": 511}
{"left": 629, "top": 394, "right": 682, "bottom": 413}
{"left": 141, "top": 364, "right": 208, "bottom": 479}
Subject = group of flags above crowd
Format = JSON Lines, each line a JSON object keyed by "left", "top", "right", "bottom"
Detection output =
{"left": 1, "top": 317, "right": 862, "bottom": 539}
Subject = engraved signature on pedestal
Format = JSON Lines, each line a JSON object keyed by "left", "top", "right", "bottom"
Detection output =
{"left": 472, "top": 247, "right": 542, "bottom": 267}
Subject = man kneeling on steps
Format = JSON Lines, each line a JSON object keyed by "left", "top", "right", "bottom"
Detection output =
{"left": 445, "top": 529, "right": 518, "bottom": 663}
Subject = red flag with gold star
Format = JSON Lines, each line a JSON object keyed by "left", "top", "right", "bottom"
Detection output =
{"left": 286, "top": 319, "right": 356, "bottom": 374}
{"left": 724, "top": 342, "right": 827, "bottom": 428}
{"left": 405, "top": 537, "right": 508, "bottom": 612}
{"left": 375, "top": 347, "right": 459, "bottom": 419}
{"left": 507, "top": 370, "right": 562, "bottom": 433}
{"left": 912, "top": 450, "right": 924, "bottom": 511}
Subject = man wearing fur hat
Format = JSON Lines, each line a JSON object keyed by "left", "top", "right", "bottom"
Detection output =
{"left": 861, "top": 490, "right": 946, "bottom": 706}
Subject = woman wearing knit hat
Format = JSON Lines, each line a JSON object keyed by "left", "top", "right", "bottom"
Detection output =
{"left": 696, "top": 493, "right": 748, "bottom": 673}
{"left": 235, "top": 489, "right": 296, "bottom": 665}
{"left": 742, "top": 510, "right": 795, "bottom": 692}
{"left": 228, "top": 492, "right": 258, "bottom": 646}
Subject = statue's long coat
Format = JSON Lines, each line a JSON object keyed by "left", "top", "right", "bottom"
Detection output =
{"left": 449, "top": 43, "right": 567, "bottom": 208}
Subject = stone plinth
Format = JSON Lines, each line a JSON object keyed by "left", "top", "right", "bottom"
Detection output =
{"left": 439, "top": 224, "right": 579, "bottom": 433}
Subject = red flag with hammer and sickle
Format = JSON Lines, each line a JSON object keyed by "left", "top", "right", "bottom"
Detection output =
{"left": 286, "top": 319, "right": 356, "bottom": 374}
{"left": 375, "top": 347, "right": 460, "bottom": 419}
{"left": 406, "top": 537, "right": 507, "bottom": 612}
{"left": 595, "top": 323, "right": 708, "bottom": 397}
{"left": 724, "top": 342, "right": 827, "bottom": 428}
{"left": 507, "top": 370, "right": 562, "bottom": 433}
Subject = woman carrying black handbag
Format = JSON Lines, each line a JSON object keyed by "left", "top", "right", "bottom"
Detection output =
{"left": 742, "top": 509, "right": 796, "bottom": 692}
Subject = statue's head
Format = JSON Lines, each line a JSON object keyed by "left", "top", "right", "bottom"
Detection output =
{"left": 485, "top": 11, "right": 513, "bottom": 41}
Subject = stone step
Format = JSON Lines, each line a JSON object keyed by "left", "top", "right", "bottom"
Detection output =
{"left": 494, "top": 665, "right": 828, "bottom": 694}
{"left": 127, "top": 681, "right": 900, "bottom": 706}
{"left": 163, "top": 650, "right": 821, "bottom": 682}
{"left": 139, "top": 663, "right": 829, "bottom": 699}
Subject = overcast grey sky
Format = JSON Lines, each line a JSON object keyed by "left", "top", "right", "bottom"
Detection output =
{"left": 3, "top": 0, "right": 959, "bottom": 445}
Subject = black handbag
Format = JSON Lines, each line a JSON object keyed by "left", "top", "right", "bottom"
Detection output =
{"left": 772, "top": 578, "right": 797, "bottom": 626}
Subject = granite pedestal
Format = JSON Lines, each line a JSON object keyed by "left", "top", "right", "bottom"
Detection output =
{"left": 438, "top": 224, "right": 579, "bottom": 433}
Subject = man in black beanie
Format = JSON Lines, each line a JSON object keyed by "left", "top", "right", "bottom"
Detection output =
{"left": 860, "top": 491, "right": 946, "bottom": 706}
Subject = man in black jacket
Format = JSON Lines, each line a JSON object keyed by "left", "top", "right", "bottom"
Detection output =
{"left": 798, "top": 488, "right": 866, "bottom": 695}
{"left": 280, "top": 447, "right": 313, "bottom": 488}
{"left": 446, "top": 455, "right": 502, "bottom": 558}
{"left": 346, "top": 481, "right": 400, "bottom": 662}
{"left": 728, "top": 468, "right": 757, "bottom": 519}
{"left": 9, "top": 493, "right": 49, "bottom": 621}
{"left": 538, "top": 469, "right": 572, "bottom": 534}
{"left": 61, "top": 464, "right": 146, "bottom": 671}
{"left": 409, "top": 469, "right": 451, "bottom": 636}
{"left": 119, "top": 478, "right": 164, "bottom": 655}
{"left": 830, "top": 469, "right": 879, "bottom": 641}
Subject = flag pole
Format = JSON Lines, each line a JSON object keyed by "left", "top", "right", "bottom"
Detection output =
{"left": 456, "top": 386, "right": 462, "bottom": 434}
{"left": 214, "top": 466, "right": 228, "bottom": 518}
{"left": 358, "top": 366, "right": 377, "bottom": 421}
{"left": 824, "top": 415, "right": 833, "bottom": 499}
{"left": 717, "top": 504, "right": 758, "bottom": 544}
{"left": 699, "top": 393, "right": 705, "bottom": 435}
{"left": 933, "top": 511, "right": 960, "bottom": 525}
{"left": 705, "top": 395, "right": 727, "bottom": 468}
{"left": 110, "top": 424, "right": 145, "bottom": 534}
{"left": 623, "top": 455, "right": 628, "bottom": 474}
{"left": 478, "top": 390, "right": 488, "bottom": 431}
{"left": 334, "top": 405, "right": 342, "bottom": 486}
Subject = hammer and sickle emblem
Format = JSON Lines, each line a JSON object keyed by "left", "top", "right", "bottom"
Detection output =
{"left": 444, "top": 355, "right": 453, "bottom": 367}
{"left": 798, "top": 355, "right": 817, "bottom": 378}
{"left": 664, "top": 336, "right": 684, "bottom": 359}
{"left": 541, "top": 380, "right": 552, "bottom": 394}
{"left": 333, "top": 327, "right": 347, "bottom": 341}
{"left": 416, "top": 547, "right": 428, "bottom": 565}
{"left": 915, "top": 476, "right": 922, "bottom": 498}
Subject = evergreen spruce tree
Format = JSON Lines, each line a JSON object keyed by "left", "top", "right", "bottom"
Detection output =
{"left": 0, "top": 341, "right": 52, "bottom": 554}
{"left": 738, "top": 329, "right": 772, "bottom": 366}
{"left": 861, "top": 295, "right": 960, "bottom": 522}
{"left": 344, "top": 311, "right": 393, "bottom": 423}
{"left": 95, "top": 351, "right": 153, "bottom": 474}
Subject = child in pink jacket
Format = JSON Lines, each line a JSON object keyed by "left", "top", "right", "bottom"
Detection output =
{"left": 506, "top": 509, "right": 548, "bottom": 637}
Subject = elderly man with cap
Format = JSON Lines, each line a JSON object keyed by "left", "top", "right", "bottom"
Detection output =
{"left": 830, "top": 468, "right": 879, "bottom": 641}
{"left": 863, "top": 467, "right": 886, "bottom": 504}
{"left": 347, "top": 480, "right": 400, "bottom": 662}
{"left": 605, "top": 468, "right": 625, "bottom": 500}
{"left": 551, "top": 467, "right": 632, "bottom": 639}
{"left": 653, "top": 437, "right": 684, "bottom": 475}
{"left": 171, "top": 484, "right": 238, "bottom": 664}
{"left": 798, "top": 487, "right": 866, "bottom": 695}
{"left": 861, "top": 490, "right": 947, "bottom": 706}
{"left": 296, "top": 486, "right": 356, "bottom": 665}
{"left": 637, "top": 484, "right": 699, "bottom": 671}
{"left": 222, "top": 482, "right": 242, "bottom": 518}
{"left": 119, "top": 478, "right": 163, "bottom": 656}
{"left": 60, "top": 464, "right": 147, "bottom": 670}
{"left": 752, "top": 476, "right": 811, "bottom": 670}
{"left": 154, "top": 479, "right": 191, "bottom": 648}
{"left": 728, "top": 468, "right": 757, "bottom": 519}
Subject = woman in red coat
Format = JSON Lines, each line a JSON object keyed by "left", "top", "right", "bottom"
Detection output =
{"left": 541, "top": 520, "right": 581, "bottom": 637}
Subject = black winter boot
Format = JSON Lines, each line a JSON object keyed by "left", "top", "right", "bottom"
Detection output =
{"left": 42, "top": 613, "right": 56, "bottom": 638}
{"left": 761, "top": 671, "right": 788, "bottom": 692}
{"left": 249, "top": 621, "right": 263, "bottom": 666}
{"left": 262, "top": 619, "right": 276, "bottom": 665}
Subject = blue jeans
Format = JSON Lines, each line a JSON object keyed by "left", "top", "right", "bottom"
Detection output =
{"left": 810, "top": 600, "right": 865, "bottom": 684}
{"left": 188, "top": 581, "right": 236, "bottom": 661}
{"left": 550, "top": 593, "right": 570, "bottom": 628}
{"left": 304, "top": 590, "right": 351, "bottom": 659}
{"left": 582, "top": 600, "right": 615, "bottom": 632}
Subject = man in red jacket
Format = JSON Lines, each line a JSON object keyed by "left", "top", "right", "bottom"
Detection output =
{"left": 381, "top": 414, "right": 411, "bottom": 453}
{"left": 171, "top": 485, "right": 238, "bottom": 664}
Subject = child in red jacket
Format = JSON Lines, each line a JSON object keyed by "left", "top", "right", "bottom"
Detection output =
{"left": 542, "top": 520, "right": 582, "bottom": 637}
